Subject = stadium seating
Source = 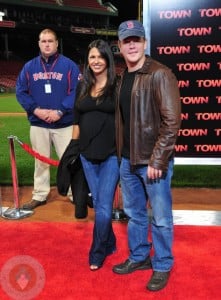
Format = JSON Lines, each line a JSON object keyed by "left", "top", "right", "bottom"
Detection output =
{"left": 0, "top": 60, "right": 24, "bottom": 89}
{"left": 65, "top": 0, "right": 109, "bottom": 12}
{"left": 33, "top": 0, "right": 110, "bottom": 12}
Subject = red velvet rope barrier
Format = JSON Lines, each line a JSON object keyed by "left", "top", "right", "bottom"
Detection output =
{"left": 12, "top": 136, "right": 59, "bottom": 166}
{"left": 8, "top": 135, "right": 123, "bottom": 216}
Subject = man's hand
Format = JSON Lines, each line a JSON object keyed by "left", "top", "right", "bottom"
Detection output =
{"left": 34, "top": 108, "right": 62, "bottom": 123}
{"left": 47, "top": 110, "right": 62, "bottom": 123}
{"left": 147, "top": 166, "right": 163, "bottom": 180}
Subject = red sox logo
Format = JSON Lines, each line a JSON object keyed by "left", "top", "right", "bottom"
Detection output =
{"left": 126, "top": 21, "right": 135, "bottom": 29}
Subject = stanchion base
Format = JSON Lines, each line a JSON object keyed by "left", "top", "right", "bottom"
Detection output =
{"left": 112, "top": 208, "right": 129, "bottom": 221}
{"left": 2, "top": 208, "right": 34, "bottom": 219}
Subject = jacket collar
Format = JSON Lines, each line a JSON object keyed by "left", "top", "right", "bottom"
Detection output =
{"left": 119, "top": 55, "right": 151, "bottom": 78}
{"left": 40, "top": 51, "right": 59, "bottom": 64}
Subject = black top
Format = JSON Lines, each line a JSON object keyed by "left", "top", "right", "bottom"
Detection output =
{"left": 73, "top": 95, "right": 116, "bottom": 161}
{"left": 119, "top": 69, "right": 137, "bottom": 158}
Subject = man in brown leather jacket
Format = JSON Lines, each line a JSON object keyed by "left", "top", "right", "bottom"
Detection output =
{"left": 112, "top": 20, "right": 181, "bottom": 292}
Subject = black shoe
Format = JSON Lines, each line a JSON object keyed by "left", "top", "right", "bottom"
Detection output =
{"left": 112, "top": 209, "right": 129, "bottom": 221}
{"left": 22, "top": 200, "right": 47, "bottom": 210}
{"left": 112, "top": 257, "right": 152, "bottom": 274}
{"left": 147, "top": 271, "right": 170, "bottom": 291}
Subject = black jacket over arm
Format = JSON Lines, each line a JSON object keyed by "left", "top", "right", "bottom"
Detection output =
{"left": 56, "top": 141, "right": 92, "bottom": 218}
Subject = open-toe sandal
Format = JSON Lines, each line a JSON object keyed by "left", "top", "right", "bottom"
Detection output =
{"left": 90, "top": 264, "right": 101, "bottom": 271}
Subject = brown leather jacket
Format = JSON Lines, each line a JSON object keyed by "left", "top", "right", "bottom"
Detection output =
{"left": 115, "top": 55, "right": 181, "bottom": 172}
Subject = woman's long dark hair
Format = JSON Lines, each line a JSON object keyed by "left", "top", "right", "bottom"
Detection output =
{"left": 76, "top": 39, "right": 116, "bottom": 104}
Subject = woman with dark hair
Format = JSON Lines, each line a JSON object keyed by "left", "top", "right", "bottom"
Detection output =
{"left": 72, "top": 39, "right": 119, "bottom": 270}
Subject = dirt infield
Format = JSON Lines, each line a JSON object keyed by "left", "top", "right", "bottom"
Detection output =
{"left": 0, "top": 185, "right": 220, "bottom": 222}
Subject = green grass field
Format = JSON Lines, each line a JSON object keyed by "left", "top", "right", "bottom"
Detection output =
{"left": 0, "top": 93, "right": 221, "bottom": 187}
{"left": 0, "top": 93, "right": 25, "bottom": 112}
{"left": 0, "top": 94, "right": 58, "bottom": 185}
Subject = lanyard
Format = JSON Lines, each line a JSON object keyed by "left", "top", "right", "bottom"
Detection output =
{"left": 40, "top": 55, "right": 59, "bottom": 82}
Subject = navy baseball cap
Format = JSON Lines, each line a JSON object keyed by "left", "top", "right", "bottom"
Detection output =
{"left": 118, "top": 20, "right": 145, "bottom": 41}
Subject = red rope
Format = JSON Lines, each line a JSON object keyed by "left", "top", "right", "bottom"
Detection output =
{"left": 11, "top": 136, "right": 60, "bottom": 166}
{"left": 21, "top": 143, "right": 59, "bottom": 166}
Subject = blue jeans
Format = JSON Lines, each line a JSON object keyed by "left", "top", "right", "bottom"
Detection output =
{"left": 120, "top": 157, "right": 174, "bottom": 272}
{"left": 80, "top": 154, "right": 120, "bottom": 266}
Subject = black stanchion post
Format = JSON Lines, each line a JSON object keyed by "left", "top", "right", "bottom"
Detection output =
{"left": 112, "top": 184, "right": 129, "bottom": 221}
